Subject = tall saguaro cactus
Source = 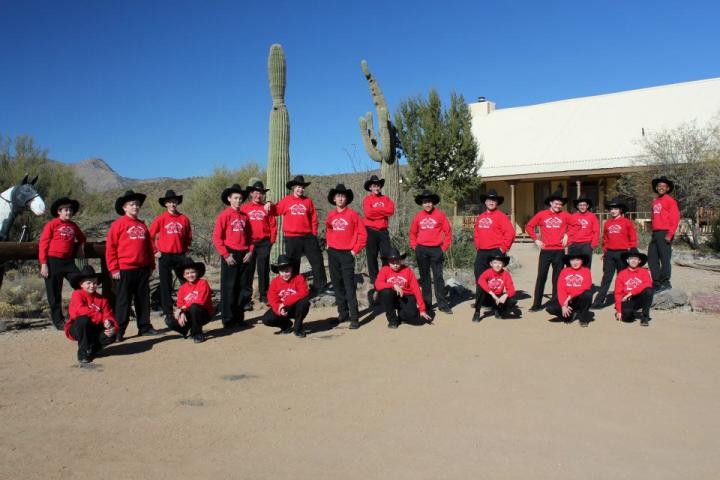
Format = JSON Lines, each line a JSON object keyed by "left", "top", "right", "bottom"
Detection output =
{"left": 358, "top": 59, "right": 400, "bottom": 235}
{"left": 267, "top": 43, "right": 290, "bottom": 260}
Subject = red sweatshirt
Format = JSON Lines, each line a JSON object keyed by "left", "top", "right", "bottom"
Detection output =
{"left": 568, "top": 211, "right": 600, "bottom": 248}
{"left": 105, "top": 216, "right": 154, "bottom": 274}
{"left": 525, "top": 210, "right": 572, "bottom": 250}
{"left": 149, "top": 211, "right": 192, "bottom": 254}
{"left": 212, "top": 207, "right": 254, "bottom": 258}
{"left": 176, "top": 278, "right": 214, "bottom": 315}
{"left": 241, "top": 201, "right": 278, "bottom": 243}
{"left": 602, "top": 216, "right": 637, "bottom": 252}
{"left": 38, "top": 218, "right": 86, "bottom": 264}
{"left": 275, "top": 194, "right": 318, "bottom": 236}
{"left": 614, "top": 267, "right": 653, "bottom": 313}
{"left": 65, "top": 289, "right": 118, "bottom": 341}
{"left": 557, "top": 266, "right": 593, "bottom": 306}
{"left": 374, "top": 265, "right": 426, "bottom": 313}
{"left": 409, "top": 208, "right": 452, "bottom": 251}
{"left": 477, "top": 268, "right": 516, "bottom": 297}
{"left": 363, "top": 194, "right": 395, "bottom": 230}
{"left": 652, "top": 194, "right": 680, "bottom": 237}
{"left": 326, "top": 207, "right": 367, "bottom": 254}
{"left": 474, "top": 209, "right": 515, "bottom": 252}
{"left": 267, "top": 274, "right": 310, "bottom": 316}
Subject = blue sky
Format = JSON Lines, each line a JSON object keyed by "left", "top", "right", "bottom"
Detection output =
{"left": 2, "top": 0, "right": 719, "bottom": 179}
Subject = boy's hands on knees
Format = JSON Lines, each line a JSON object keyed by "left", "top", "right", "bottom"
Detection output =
{"left": 103, "top": 319, "right": 116, "bottom": 337}
{"left": 178, "top": 313, "right": 187, "bottom": 327}
{"left": 392, "top": 285, "right": 403, "bottom": 297}
{"left": 498, "top": 293, "right": 508, "bottom": 304}
{"left": 112, "top": 271, "right": 120, "bottom": 280}
{"left": 420, "top": 312, "right": 432, "bottom": 321}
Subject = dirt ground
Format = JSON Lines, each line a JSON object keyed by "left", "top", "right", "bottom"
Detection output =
{"left": 1, "top": 243, "right": 719, "bottom": 480}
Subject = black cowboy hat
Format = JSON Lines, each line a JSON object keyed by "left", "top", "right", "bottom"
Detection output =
{"left": 563, "top": 253, "right": 590, "bottom": 267}
{"left": 544, "top": 188, "right": 568, "bottom": 206}
{"left": 50, "top": 196, "right": 80, "bottom": 217}
{"left": 363, "top": 174, "right": 385, "bottom": 191}
{"left": 114, "top": 190, "right": 147, "bottom": 215}
{"left": 621, "top": 251, "right": 648, "bottom": 267}
{"left": 68, "top": 265, "right": 101, "bottom": 290}
{"left": 414, "top": 190, "right": 440, "bottom": 206}
{"left": 604, "top": 196, "right": 628, "bottom": 213}
{"left": 327, "top": 183, "right": 354, "bottom": 205}
{"left": 479, "top": 189, "right": 505, "bottom": 206}
{"left": 221, "top": 184, "right": 247, "bottom": 205}
{"left": 487, "top": 254, "right": 511, "bottom": 267}
{"left": 382, "top": 248, "right": 407, "bottom": 262}
{"left": 651, "top": 176, "right": 674, "bottom": 194}
{"left": 286, "top": 175, "right": 311, "bottom": 190}
{"left": 158, "top": 189, "right": 183, "bottom": 207}
{"left": 247, "top": 180, "right": 270, "bottom": 194}
{"left": 573, "top": 197, "right": 593, "bottom": 209}
{"left": 173, "top": 257, "right": 206, "bottom": 280}
{"left": 271, "top": 254, "right": 295, "bottom": 274}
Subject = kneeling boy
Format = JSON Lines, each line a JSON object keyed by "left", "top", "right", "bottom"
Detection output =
{"left": 171, "top": 258, "right": 214, "bottom": 343}
{"left": 546, "top": 253, "right": 593, "bottom": 326}
{"left": 615, "top": 252, "right": 654, "bottom": 326}
{"left": 263, "top": 254, "right": 310, "bottom": 338}
{"left": 375, "top": 248, "right": 432, "bottom": 328}
{"left": 473, "top": 255, "right": 518, "bottom": 322}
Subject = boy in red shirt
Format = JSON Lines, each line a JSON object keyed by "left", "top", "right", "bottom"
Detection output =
{"left": 473, "top": 255, "right": 518, "bottom": 322}
{"left": 326, "top": 184, "right": 367, "bottom": 329}
{"left": 375, "top": 248, "right": 432, "bottom": 329}
{"left": 362, "top": 174, "right": 395, "bottom": 293}
{"left": 106, "top": 190, "right": 159, "bottom": 341}
{"left": 615, "top": 251, "right": 654, "bottom": 326}
{"left": 149, "top": 189, "right": 192, "bottom": 325}
{"left": 262, "top": 254, "right": 310, "bottom": 338}
{"left": 546, "top": 253, "right": 593, "bottom": 326}
{"left": 39, "top": 196, "right": 86, "bottom": 330}
{"left": 409, "top": 190, "right": 452, "bottom": 314}
{"left": 567, "top": 196, "right": 599, "bottom": 269}
{"left": 213, "top": 184, "right": 254, "bottom": 330}
{"left": 592, "top": 197, "right": 638, "bottom": 309}
{"left": 473, "top": 189, "right": 515, "bottom": 301}
{"left": 648, "top": 176, "right": 680, "bottom": 292}
{"left": 65, "top": 266, "right": 118, "bottom": 363}
{"left": 525, "top": 189, "right": 572, "bottom": 311}
{"left": 241, "top": 180, "right": 277, "bottom": 307}
{"left": 170, "top": 258, "right": 214, "bottom": 343}
{"left": 271, "top": 175, "right": 329, "bottom": 294}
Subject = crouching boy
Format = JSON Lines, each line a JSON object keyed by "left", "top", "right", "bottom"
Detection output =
{"left": 374, "top": 248, "right": 432, "bottom": 329}
{"left": 615, "top": 252, "right": 654, "bottom": 326}
{"left": 171, "top": 258, "right": 214, "bottom": 343}
{"left": 546, "top": 253, "right": 593, "bottom": 327}
{"left": 65, "top": 266, "right": 118, "bottom": 363}
{"left": 262, "top": 254, "right": 310, "bottom": 338}
{"left": 472, "top": 255, "right": 518, "bottom": 322}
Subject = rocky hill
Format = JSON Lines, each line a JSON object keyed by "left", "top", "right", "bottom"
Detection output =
{"left": 68, "top": 157, "right": 179, "bottom": 192}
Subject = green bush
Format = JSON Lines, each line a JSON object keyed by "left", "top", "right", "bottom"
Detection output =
{"left": 709, "top": 221, "right": 720, "bottom": 253}
{"left": 0, "top": 273, "right": 49, "bottom": 318}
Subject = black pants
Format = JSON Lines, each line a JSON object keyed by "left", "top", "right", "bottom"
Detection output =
{"left": 620, "top": 288, "right": 654, "bottom": 321}
{"left": 220, "top": 248, "right": 250, "bottom": 325}
{"left": 158, "top": 253, "right": 186, "bottom": 317}
{"left": 532, "top": 249, "right": 564, "bottom": 307}
{"left": 328, "top": 248, "right": 359, "bottom": 321}
{"left": 415, "top": 245, "right": 448, "bottom": 310}
{"left": 568, "top": 242, "right": 594, "bottom": 269}
{"left": 378, "top": 289, "right": 422, "bottom": 324}
{"left": 261, "top": 297, "right": 310, "bottom": 332}
{"left": 242, "top": 238, "right": 272, "bottom": 302}
{"left": 167, "top": 304, "right": 210, "bottom": 337}
{"left": 284, "top": 234, "right": 327, "bottom": 289}
{"left": 595, "top": 249, "right": 625, "bottom": 305}
{"left": 44, "top": 256, "right": 79, "bottom": 328}
{"left": 366, "top": 227, "right": 392, "bottom": 284}
{"left": 546, "top": 290, "right": 593, "bottom": 321}
{"left": 648, "top": 230, "right": 672, "bottom": 287}
{"left": 69, "top": 316, "right": 115, "bottom": 356}
{"left": 115, "top": 267, "right": 152, "bottom": 335}
{"left": 475, "top": 290, "right": 517, "bottom": 315}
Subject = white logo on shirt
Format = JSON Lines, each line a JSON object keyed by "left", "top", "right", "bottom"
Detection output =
{"left": 478, "top": 217, "right": 493, "bottom": 229}
{"left": 126, "top": 226, "right": 146, "bottom": 240}
{"left": 183, "top": 290, "right": 199, "bottom": 303}
{"left": 577, "top": 218, "right": 589, "bottom": 229}
{"left": 608, "top": 224, "right": 622, "bottom": 234}
{"left": 488, "top": 277, "right": 504, "bottom": 291}
{"left": 564, "top": 273, "right": 584, "bottom": 287}
{"left": 331, "top": 218, "right": 349, "bottom": 231}
{"left": 88, "top": 303, "right": 100, "bottom": 312}
{"left": 372, "top": 201, "right": 385, "bottom": 208}
{"left": 544, "top": 217, "right": 562, "bottom": 228}
{"left": 289, "top": 203, "right": 307, "bottom": 215}
{"left": 279, "top": 288, "right": 297, "bottom": 301}
{"left": 625, "top": 277, "right": 642, "bottom": 290}
{"left": 653, "top": 204, "right": 662, "bottom": 214}
{"left": 248, "top": 209, "right": 266, "bottom": 221}
{"left": 231, "top": 219, "right": 246, "bottom": 232}
{"left": 419, "top": 217, "right": 437, "bottom": 230}
{"left": 164, "top": 222, "right": 183, "bottom": 234}
{"left": 387, "top": 275, "right": 407, "bottom": 287}
{"left": 58, "top": 225, "right": 75, "bottom": 239}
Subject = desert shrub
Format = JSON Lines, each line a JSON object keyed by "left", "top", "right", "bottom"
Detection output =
{"left": 709, "top": 221, "right": 720, "bottom": 253}
{"left": 0, "top": 273, "right": 49, "bottom": 317}
{"left": 446, "top": 229, "right": 476, "bottom": 269}
{"left": 0, "top": 301, "right": 20, "bottom": 318}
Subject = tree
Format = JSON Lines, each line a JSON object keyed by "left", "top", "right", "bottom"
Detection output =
{"left": 394, "top": 90, "right": 481, "bottom": 211}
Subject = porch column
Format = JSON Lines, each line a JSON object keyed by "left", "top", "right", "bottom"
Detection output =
{"left": 575, "top": 180, "right": 582, "bottom": 199}
{"left": 510, "top": 182, "right": 517, "bottom": 229}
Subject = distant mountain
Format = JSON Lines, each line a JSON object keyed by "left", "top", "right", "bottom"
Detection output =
{"left": 68, "top": 158, "right": 180, "bottom": 192}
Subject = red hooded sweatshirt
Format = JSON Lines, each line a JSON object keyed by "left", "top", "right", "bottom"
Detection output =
{"left": 105, "top": 216, "right": 154, "bottom": 274}
{"left": 65, "top": 289, "right": 118, "bottom": 341}
{"left": 525, "top": 210, "right": 572, "bottom": 250}
{"left": 363, "top": 194, "right": 395, "bottom": 231}
{"left": 38, "top": 218, "right": 86, "bottom": 264}
{"left": 474, "top": 209, "right": 515, "bottom": 252}
{"left": 326, "top": 207, "right": 367, "bottom": 254}
{"left": 212, "top": 207, "right": 254, "bottom": 257}
{"left": 176, "top": 278, "right": 214, "bottom": 315}
{"left": 149, "top": 211, "right": 192, "bottom": 254}
{"left": 614, "top": 267, "right": 653, "bottom": 313}
{"left": 241, "top": 201, "right": 278, "bottom": 243}
{"left": 409, "top": 208, "right": 452, "bottom": 251}
{"left": 557, "top": 266, "right": 593, "bottom": 306}
{"left": 477, "top": 268, "right": 516, "bottom": 297}
{"left": 568, "top": 211, "right": 600, "bottom": 248}
{"left": 374, "top": 265, "right": 426, "bottom": 313}
{"left": 275, "top": 194, "right": 318, "bottom": 236}
{"left": 602, "top": 216, "right": 637, "bottom": 252}
{"left": 267, "top": 274, "right": 310, "bottom": 316}
{"left": 651, "top": 194, "right": 680, "bottom": 237}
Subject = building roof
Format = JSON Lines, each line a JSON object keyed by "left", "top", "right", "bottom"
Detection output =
{"left": 470, "top": 77, "right": 720, "bottom": 179}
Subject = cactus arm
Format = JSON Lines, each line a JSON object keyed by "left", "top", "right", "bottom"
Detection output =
{"left": 359, "top": 113, "right": 382, "bottom": 163}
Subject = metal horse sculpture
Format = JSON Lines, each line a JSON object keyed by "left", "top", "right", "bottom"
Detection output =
{"left": 0, "top": 175, "right": 46, "bottom": 289}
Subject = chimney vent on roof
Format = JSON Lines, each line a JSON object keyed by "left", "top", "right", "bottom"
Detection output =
{"left": 478, "top": 96, "right": 486, "bottom": 102}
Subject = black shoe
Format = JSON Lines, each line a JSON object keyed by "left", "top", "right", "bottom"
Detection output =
{"left": 77, "top": 350, "right": 91, "bottom": 363}
{"left": 590, "top": 302, "right": 606, "bottom": 310}
{"left": 472, "top": 311, "right": 483, "bottom": 323}
{"left": 243, "top": 302, "right": 253, "bottom": 312}
{"left": 193, "top": 334, "right": 206, "bottom": 343}
{"left": 259, "top": 297, "right": 268, "bottom": 305}
{"left": 388, "top": 321, "right": 399, "bottom": 329}
{"left": 349, "top": 319, "right": 360, "bottom": 329}
{"left": 640, "top": 316, "right": 650, "bottom": 327}
{"left": 138, "top": 327, "right": 160, "bottom": 336}
{"left": 52, "top": 317, "right": 66, "bottom": 331}
{"left": 235, "top": 320, "right": 251, "bottom": 330}
{"left": 164, "top": 315, "right": 174, "bottom": 328}
{"left": 655, "top": 284, "right": 670, "bottom": 293}
{"left": 580, "top": 321, "right": 589, "bottom": 327}
{"left": 115, "top": 332, "right": 125, "bottom": 343}
{"left": 529, "top": 304, "right": 543, "bottom": 312}
{"left": 438, "top": 306, "right": 453, "bottom": 314}
{"left": 493, "top": 309, "right": 502, "bottom": 319}
{"left": 294, "top": 330, "right": 307, "bottom": 338}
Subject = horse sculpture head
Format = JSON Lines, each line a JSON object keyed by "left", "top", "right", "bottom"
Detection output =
{"left": 12, "top": 175, "right": 46, "bottom": 216}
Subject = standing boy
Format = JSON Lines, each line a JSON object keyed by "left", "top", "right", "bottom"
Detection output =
{"left": 241, "top": 180, "right": 277, "bottom": 306}
{"left": 473, "top": 189, "right": 515, "bottom": 298}
{"left": 567, "top": 196, "right": 599, "bottom": 269}
{"left": 362, "top": 174, "right": 395, "bottom": 292}
{"left": 648, "top": 176, "right": 680, "bottom": 292}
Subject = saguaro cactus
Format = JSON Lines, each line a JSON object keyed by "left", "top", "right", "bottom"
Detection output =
{"left": 358, "top": 59, "right": 400, "bottom": 235}
{"left": 267, "top": 43, "right": 290, "bottom": 260}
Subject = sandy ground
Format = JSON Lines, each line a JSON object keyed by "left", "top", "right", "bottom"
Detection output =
{"left": 1, "top": 243, "right": 720, "bottom": 480}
